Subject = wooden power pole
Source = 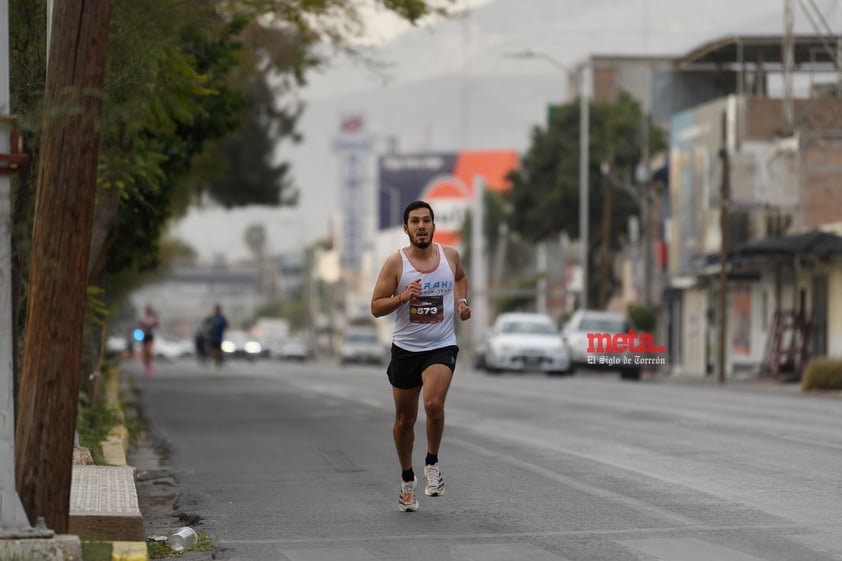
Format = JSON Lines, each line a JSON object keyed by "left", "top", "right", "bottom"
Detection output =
{"left": 15, "top": 0, "right": 112, "bottom": 532}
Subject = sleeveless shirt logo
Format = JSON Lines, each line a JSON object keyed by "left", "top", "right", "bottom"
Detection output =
{"left": 421, "top": 280, "right": 453, "bottom": 294}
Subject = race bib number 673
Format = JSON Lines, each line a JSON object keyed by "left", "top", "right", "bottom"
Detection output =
{"left": 409, "top": 295, "right": 444, "bottom": 324}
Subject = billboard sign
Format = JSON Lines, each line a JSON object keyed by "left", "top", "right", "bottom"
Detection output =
{"left": 377, "top": 150, "right": 519, "bottom": 247}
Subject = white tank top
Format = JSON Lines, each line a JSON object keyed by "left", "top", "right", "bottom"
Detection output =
{"left": 392, "top": 244, "right": 458, "bottom": 352}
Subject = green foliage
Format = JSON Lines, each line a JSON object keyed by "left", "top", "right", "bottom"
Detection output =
{"left": 507, "top": 92, "right": 662, "bottom": 243}
{"left": 627, "top": 303, "right": 657, "bottom": 332}
{"left": 148, "top": 531, "right": 214, "bottom": 558}
{"left": 99, "top": 10, "right": 246, "bottom": 279}
{"left": 200, "top": 76, "right": 300, "bottom": 208}
{"left": 80, "top": 542, "right": 112, "bottom": 561}
{"left": 75, "top": 397, "right": 123, "bottom": 466}
{"left": 85, "top": 286, "right": 111, "bottom": 328}
{"left": 226, "top": 0, "right": 452, "bottom": 46}
{"left": 801, "top": 358, "right": 842, "bottom": 391}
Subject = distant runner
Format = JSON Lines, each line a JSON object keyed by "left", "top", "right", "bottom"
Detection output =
{"left": 138, "top": 305, "right": 159, "bottom": 377}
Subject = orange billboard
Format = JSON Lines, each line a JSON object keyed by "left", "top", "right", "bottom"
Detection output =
{"left": 378, "top": 150, "right": 519, "bottom": 246}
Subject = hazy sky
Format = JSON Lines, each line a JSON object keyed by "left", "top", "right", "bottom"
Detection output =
{"left": 170, "top": 0, "right": 840, "bottom": 265}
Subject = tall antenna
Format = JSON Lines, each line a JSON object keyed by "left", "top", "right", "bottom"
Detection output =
{"left": 783, "top": 0, "right": 795, "bottom": 132}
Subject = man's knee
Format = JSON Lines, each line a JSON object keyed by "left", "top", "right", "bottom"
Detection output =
{"left": 394, "top": 412, "right": 417, "bottom": 432}
{"left": 424, "top": 397, "right": 445, "bottom": 420}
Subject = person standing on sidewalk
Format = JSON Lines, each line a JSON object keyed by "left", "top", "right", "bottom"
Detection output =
{"left": 370, "top": 200, "right": 471, "bottom": 512}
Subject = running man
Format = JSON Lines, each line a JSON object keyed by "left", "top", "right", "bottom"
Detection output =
{"left": 370, "top": 200, "right": 471, "bottom": 512}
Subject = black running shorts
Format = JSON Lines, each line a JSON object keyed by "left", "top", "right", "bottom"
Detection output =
{"left": 387, "top": 344, "right": 459, "bottom": 389}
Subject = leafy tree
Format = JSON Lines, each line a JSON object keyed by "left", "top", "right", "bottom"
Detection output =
{"left": 506, "top": 92, "right": 665, "bottom": 307}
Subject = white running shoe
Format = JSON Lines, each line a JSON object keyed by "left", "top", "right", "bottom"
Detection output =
{"left": 398, "top": 476, "right": 419, "bottom": 512}
{"left": 424, "top": 463, "right": 445, "bottom": 496}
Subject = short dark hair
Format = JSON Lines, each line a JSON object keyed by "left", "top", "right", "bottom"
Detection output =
{"left": 403, "top": 200, "right": 434, "bottom": 225}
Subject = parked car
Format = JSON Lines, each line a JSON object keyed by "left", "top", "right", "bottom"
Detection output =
{"left": 276, "top": 336, "right": 315, "bottom": 361}
{"left": 221, "top": 330, "right": 265, "bottom": 360}
{"left": 561, "top": 309, "right": 641, "bottom": 380}
{"left": 340, "top": 330, "right": 387, "bottom": 365}
{"left": 477, "top": 312, "right": 571, "bottom": 375}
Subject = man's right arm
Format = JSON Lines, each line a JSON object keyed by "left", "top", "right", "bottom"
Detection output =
{"left": 370, "top": 253, "right": 406, "bottom": 318}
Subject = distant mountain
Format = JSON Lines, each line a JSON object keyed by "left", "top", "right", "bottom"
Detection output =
{"left": 173, "top": 0, "right": 838, "bottom": 263}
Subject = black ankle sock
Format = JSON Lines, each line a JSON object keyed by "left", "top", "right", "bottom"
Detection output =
{"left": 425, "top": 453, "right": 438, "bottom": 466}
{"left": 401, "top": 468, "right": 414, "bottom": 482}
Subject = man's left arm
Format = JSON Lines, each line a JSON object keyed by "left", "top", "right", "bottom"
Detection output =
{"left": 447, "top": 247, "right": 471, "bottom": 321}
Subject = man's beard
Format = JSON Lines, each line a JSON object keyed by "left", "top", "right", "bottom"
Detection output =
{"left": 411, "top": 237, "right": 432, "bottom": 249}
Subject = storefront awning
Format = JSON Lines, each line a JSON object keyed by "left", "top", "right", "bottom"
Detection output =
{"left": 735, "top": 229, "right": 842, "bottom": 258}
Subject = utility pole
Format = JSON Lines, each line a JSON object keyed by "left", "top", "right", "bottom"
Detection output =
{"left": 782, "top": 0, "right": 795, "bottom": 133}
{"left": 640, "top": 113, "right": 653, "bottom": 305}
{"left": 16, "top": 0, "right": 113, "bottom": 531}
{"left": 599, "top": 161, "right": 613, "bottom": 308}
{"left": 717, "top": 110, "right": 730, "bottom": 384}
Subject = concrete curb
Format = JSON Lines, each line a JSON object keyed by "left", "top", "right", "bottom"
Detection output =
{"left": 0, "top": 535, "right": 83, "bottom": 561}
{"left": 68, "top": 366, "right": 148, "bottom": 561}
{"left": 111, "top": 540, "right": 148, "bottom": 561}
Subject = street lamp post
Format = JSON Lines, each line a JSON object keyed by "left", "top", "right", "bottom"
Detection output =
{"left": 505, "top": 49, "right": 589, "bottom": 309}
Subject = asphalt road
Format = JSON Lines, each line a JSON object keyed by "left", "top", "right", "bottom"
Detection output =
{"left": 128, "top": 356, "right": 842, "bottom": 561}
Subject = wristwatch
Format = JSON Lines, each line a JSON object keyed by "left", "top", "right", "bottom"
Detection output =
{"left": 456, "top": 298, "right": 469, "bottom": 306}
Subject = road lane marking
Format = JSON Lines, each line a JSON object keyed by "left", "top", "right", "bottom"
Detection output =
{"left": 452, "top": 543, "right": 571, "bottom": 560}
{"left": 618, "top": 537, "right": 769, "bottom": 561}
{"left": 281, "top": 547, "right": 380, "bottom": 561}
